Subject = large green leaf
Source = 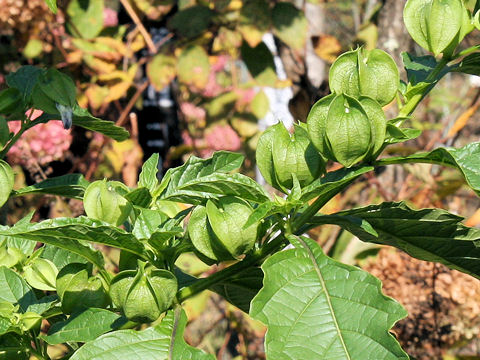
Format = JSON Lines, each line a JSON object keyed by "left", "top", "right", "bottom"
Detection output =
{"left": 452, "top": 52, "right": 480, "bottom": 76}
{"left": 159, "top": 151, "right": 244, "bottom": 205}
{"left": 169, "top": 5, "right": 213, "bottom": 38}
{"left": 70, "top": 308, "right": 214, "bottom": 360}
{"left": 0, "top": 267, "right": 37, "bottom": 312}
{"left": 12, "top": 174, "right": 89, "bottom": 200}
{"left": 0, "top": 217, "right": 149, "bottom": 267}
{"left": 324, "top": 202, "right": 480, "bottom": 279}
{"left": 42, "top": 308, "right": 127, "bottom": 345}
{"left": 5, "top": 66, "right": 42, "bottom": 103}
{"left": 178, "top": 173, "right": 270, "bottom": 203}
{"left": 250, "top": 236, "right": 408, "bottom": 359}
{"left": 376, "top": 142, "right": 480, "bottom": 196}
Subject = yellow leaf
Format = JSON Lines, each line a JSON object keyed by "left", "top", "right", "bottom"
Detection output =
{"left": 312, "top": 35, "right": 342, "bottom": 63}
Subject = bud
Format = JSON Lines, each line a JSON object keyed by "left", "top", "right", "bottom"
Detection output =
{"left": 329, "top": 48, "right": 399, "bottom": 106}
{"left": 83, "top": 180, "right": 132, "bottom": 226}
{"left": 109, "top": 265, "right": 177, "bottom": 323}
{"left": 188, "top": 196, "right": 259, "bottom": 262}
{"left": 56, "top": 263, "right": 111, "bottom": 314}
{"left": 256, "top": 122, "right": 325, "bottom": 191}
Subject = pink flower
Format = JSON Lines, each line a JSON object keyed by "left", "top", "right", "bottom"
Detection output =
{"left": 205, "top": 124, "right": 241, "bottom": 152}
{"left": 103, "top": 7, "right": 118, "bottom": 27}
{"left": 7, "top": 118, "right": 72, "bottom": 167}
{"left": 180, "top": 102, "right": 206, "bottom": 122}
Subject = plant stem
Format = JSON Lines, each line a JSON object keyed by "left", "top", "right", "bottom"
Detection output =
{"left": 177, "top": 234, "right": 287, "bottom": 302}
{"left": 398, "top": 57, "right": 450, "bottom": 117}
{"left": 453, "top": 44, "right": 480, "bottom": 59}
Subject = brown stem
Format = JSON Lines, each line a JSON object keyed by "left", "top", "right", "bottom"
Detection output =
{"left": 119, "top": 0, "right": 157, "bottom": 54}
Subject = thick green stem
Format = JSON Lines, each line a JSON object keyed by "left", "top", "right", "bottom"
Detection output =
{"left": 398, "top": 57, "right": 450, "bottom": 117}
{"left": 177, "top": 234, "right": 287, "bottom": 302}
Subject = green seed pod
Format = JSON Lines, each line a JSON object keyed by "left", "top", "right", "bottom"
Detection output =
{"left": 0, "top": 160, "right": 14, "bottom": 208}
{"left": 56, "top": 263, "right": 110, "bottom": 314}
{"left": 404, "top": 0, "right": 464, "bottom": 56}
{"left": 188, "top": 196, "right": 259, "bottom": 262}
{"left": 83, "top": 180, "right": 132, "bottom": 226}
{"left": 307, "top": 94, "right": 386, "bottom": 168}
{"left": 256, "top": 122, "right": 325, "bottom": 191}
{"left": 109, "top": 265, "right": 177, "bottom": 323}
{"left": 24, "top": 258, "right": 58, "bottom": 291}
{"left": 0, "top": 88, "right": 22, "bottom": 114}
{"left": 329, "top": 48, "right": 399, "bottom": 106}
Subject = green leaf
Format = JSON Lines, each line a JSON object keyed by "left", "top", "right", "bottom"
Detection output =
{"left": 124, "top": 187, "right": 152, "bottom": 208}
{"left": 26, "top": 295, "right": 58, "bottom": 315}
{"left": 332, "top": 202, "right": 480, "bottom": 279}
{"left": 170, "top": 5, "right": 213, "bottom": 38}
{"left": 178, "top": 173, "right": 270, "bottom": 203}
{"left": 132, "top": 209, "right": 168, "bottom": 240}
{"left": 241, "top": 41, "right": 277, "bottom": 87}
{"left": 138, "top": 153, "right": 159, "bottom": 193}
{"left": 250, "top": 235, "right": 408, "bottom": 359}
{"left": 12, "top": 174, "right": 89, "bottom": 200}
{"left": 385, "top": 123, "right": 422, "bottom": 144}
{"left": 376, "top": 142, "right": 480, "bottom": 196}
{"left": 0, "top": 217, "right": 149, "bottom": 268}
{"left": 42, "top": 308, "right": 127, "bottom": 345}
{"left": 402, "top": 52, "right": 438, "bottom": 85}
{"left": 177, "top": 46, "right": 210, "bottom": 89}
{"left": 70, "top": 308, "right": 214, "bottom": 360}
{"left": 300, "top": 166, "right": 373, "bottom": 203}
{"left": 159, "top": 151, "right": 244, "bottom": 205}
{"left": 67, "top": 0, "right": 104, "bottom": 39}
{"left": 41, "top": 244, "right": 90, "bottom": 271}
{"left": 453, "top": 52, "right": 480, "bottom": 76}
{"left": 37, "top": 105, "right": 130, "bottom": 141}
{"left": 404, "top": 0, "right": 464, "bottom": 56}
{"left": 238, "top": 0, "right": 271, "bottom": 47}
{"left": 5, "top": 66, "right": 42, "bottom": 103}
{"left": 211, "top": 267, "right": 263, "bottom": 313}
{"left": 272, "top": 2, "right": 308, "bottom": 50}
{"left": 44, "top": 0, "right": 57, "bottom": 13}
{"left": 0, "top": 267, "right": 37, "bottom": 312}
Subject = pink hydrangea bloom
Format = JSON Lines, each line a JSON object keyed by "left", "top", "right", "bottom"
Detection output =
{"left": 205, "top": 124, "right": 241, "bottom": 152}
{"left": 180, "top": 102, "right": 206, "bottom": 122}
{"left": 103, "top": 7, "right": 118, "bottom": 27}
{"left": 8, "top": 113, "right": 72, "bottom": 167}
